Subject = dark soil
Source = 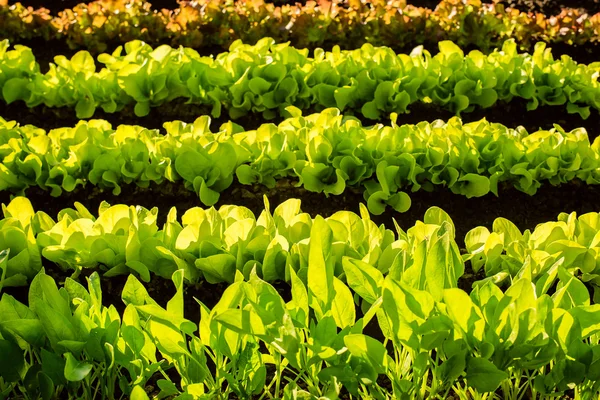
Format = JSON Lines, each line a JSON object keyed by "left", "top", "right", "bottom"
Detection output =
{"left": 495, "top": 0, "right": 600, "bottom": 16}
{"left": 7, "top": 0, "right": 84, "bottom": 13}
{"left": 9, "top": 0, "right": 181, "bottom": 13}
{"left": 407, "top": 0, "right": 600, "bottom": 15}
{"left": 406, "top": 0, "right": 441, "bottom": 9}
{"left": 2, "top": 98, "right": 599, "bottom": 139}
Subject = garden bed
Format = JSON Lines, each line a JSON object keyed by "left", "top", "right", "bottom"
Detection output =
{"left": 1, "top": 0, "right": 600, "bottom": 398}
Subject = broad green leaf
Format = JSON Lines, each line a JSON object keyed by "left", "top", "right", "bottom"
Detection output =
{"left": 342, "top": 257, "right": 383, "bottom": 304}
{"left": 331, "top": 277, "right": 355, "bottom": 329}
{"left": 215, "top": 309, "right": 267, "bottom": 337}
{"left": 38, "top": 371, "right": 54, "bottom": 400}
{"left": 122, "top": 325, "right": 145, "bottom": 355}
{"left": 146, "top": 319, "right": 190, "bottom": 357}
{"left": 438, "top": 352, "right": 466, "bottom": 387}
{"left": 64, "top": 353, "right": 92, "bottom": 382}
{"left": 136, "top": 304, "right": 196, "bottom": 334}
{"left": 288, "top": 266, "right": 309, "bottom": 327}
{"left": 307, "top": 217, "right": 333, "bottom": 318}
{"left": 443, "top": 288, "right": 485, "bottom": 342}
{"left": 41, "top": 349, "right": 66, "bottom": 385}
{"left": 425, "top": 232, "right": 463, "bottom": 300}
{"left": 166, "top": 269, "right": 185, "bottom": 318}
{"left": 344, "top": 334, "right": 387, "bottom": 374}
{"left": 569, "top": 305, "right": 600, "bottom": 338}
{"left": 130, "top": 385, "right": 150, "bottom": 400}
{"left": 382, "top": 277, "right": 434, "bottom": 349}
{"left": 466, "top": 357, "right": 508, "bottom": 392}
{"left": 552, "top": 266, "right": 590, "bottom": 309}
{"left": 2, "top": 78, "right": 30, "bottom": 104}
{"left": 0, "top": 339, "right": 25, "bottom": 382}
{"left": 3, "top": 196, "right": 35, "bottom": 226}
{"left": 121, "top": 274, "right": 155, "bottom": 306}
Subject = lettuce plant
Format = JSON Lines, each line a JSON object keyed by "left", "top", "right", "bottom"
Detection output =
{"left": 0, "top": 197, "right": 42, "bottom": 288}
{"left": 465, "top": 210, "right": 600, "bottom": 303}
{"left": 0, "top": 192, "right": 596, "bottom": 321}
{"left": 0, "top": 270, "right": 165, "bottom": 399}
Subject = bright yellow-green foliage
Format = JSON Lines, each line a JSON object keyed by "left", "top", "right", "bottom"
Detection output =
{"left": 0, "top": 109, "right": 599, "bottom": 216}
{"left": 1, "top": 197, "right": 600, "bottom": 398}
{"left": 1, "top": 38, "right": 598, "bottom": 119}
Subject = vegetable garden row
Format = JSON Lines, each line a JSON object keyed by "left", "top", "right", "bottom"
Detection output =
{"left": 3, "top": 38, "right": 599, "bottom": 120}
{"left": 2, "top": 0, "right": 600, "bottom": 56}
{"left": 1, "top": 0, "right": 600, "bottom": 399}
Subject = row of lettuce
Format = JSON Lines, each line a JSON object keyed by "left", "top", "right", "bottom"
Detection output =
{"left": 1, "top": 197, "right": 600, "bottom": 399}
{"left": 0, "top": 109, "right": 598, "bottom": 214}
{"left": 1, "top": 38, "right": 599, "bottom": 119}
{"left": 1, "top": 194, "right": 600, "bottom": 301}
{"left": 1, "top": 0, "right": 599, "bottom": 54}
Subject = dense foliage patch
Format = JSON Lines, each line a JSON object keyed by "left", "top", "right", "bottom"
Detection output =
{"left": 0, "top": 109, "right": 598, "bottom": 215}
{"left": 2, "top": 0, "right": 599, "bottom": 399}
{"left": 1, "top": 38, "right": 600, "bottom": 120}
{"left": 1, "top": 198, "right": 600, "bottom": 399}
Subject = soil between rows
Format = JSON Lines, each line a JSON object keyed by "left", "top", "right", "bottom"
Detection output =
{"left": 403, "top": 0, "right": 600, "bottom": 15}
{"left": 495, "top": 0, "right": 600, "bottom": 15}
{"left": 2, "top": 98, "right": 600, "bottom": 139}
